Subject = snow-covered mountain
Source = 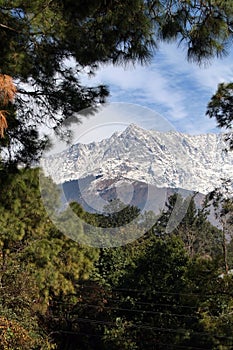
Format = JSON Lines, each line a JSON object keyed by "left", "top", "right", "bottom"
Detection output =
{"left": 41, "top": 124, "right": 233, "bottom": 195}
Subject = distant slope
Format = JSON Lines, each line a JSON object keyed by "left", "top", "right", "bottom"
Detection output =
{"left": 42, "top": 124, "right": 233, "bottom": 195}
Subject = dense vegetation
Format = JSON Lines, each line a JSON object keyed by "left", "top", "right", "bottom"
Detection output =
{"left": 0, "top": 167, "right": 232, "bottom": 349}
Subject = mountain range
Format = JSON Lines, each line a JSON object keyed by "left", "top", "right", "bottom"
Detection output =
{"left": 41, "top": 124, "right": 233, "bottom": 214}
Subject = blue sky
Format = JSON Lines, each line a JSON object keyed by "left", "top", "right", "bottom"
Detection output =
{"left": 82, "top": 42, "right": 233, "bottom": 137}
{"left": 46, "top": 41, "right": 233, "bottom": 149}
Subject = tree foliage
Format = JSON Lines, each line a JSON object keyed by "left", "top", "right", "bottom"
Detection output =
{"left": 0, "top": 74, "right": 17, "bottom": 137}
{"left": 0, "top": 0, "right": 155, "bottom": 164}
{"left": 206, "top": 82, "right": 233, "bottom": 147}
{"left": 0, "top": 264, "right": 55, "bottom": 349}
{"left": 0, "top": 168, "right": 98, "bottom": 305}
{"left": 1, "top": 168, "right": 233, "bottom": 349}
{"left": 0, "top": 1, "right": 233, "bottom": 161}
{"left": 152, "top": 193, "right": 222, "bottom": 258}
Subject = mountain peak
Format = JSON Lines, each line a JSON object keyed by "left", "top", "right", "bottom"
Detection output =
{"left": 41, "top": 124, "right": 233, "bottom": 194}
{"left": 125, "top": 123, "right": 144, "bottom": 131}
{"left": 122, "top": 123, "right": 146, "bottom": 136}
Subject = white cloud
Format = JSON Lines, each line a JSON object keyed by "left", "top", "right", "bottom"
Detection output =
{"left": 82, "top": 42, "right": 233, "bottom": 134}
{"left": 88, "top": 59, "right": 188, "bottom": 121}
{"left": 159, "top": 42, "right": 233, "bottom": 91}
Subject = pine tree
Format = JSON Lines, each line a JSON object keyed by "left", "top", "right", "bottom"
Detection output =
{"left": 206, "top": 82, "right": 233, "bottom": 148}
{"left": 0, "top": 167, "right": 99, "bottom": 307}
{"left": 0, "top": 0, "right": 155, "bottom": 164}
{"left": 1, "top": 1, "right": 233, "bottom": 162}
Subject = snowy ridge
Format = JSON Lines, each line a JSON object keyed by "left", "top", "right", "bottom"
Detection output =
{"left": 41, "top": 124, "right": 233, "bottom": 194}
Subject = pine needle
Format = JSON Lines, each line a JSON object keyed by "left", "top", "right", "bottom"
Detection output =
{"left": 0, "top": 74, "right": 17, "bottom": 137}
{"left": 0, "top": 74, "right": 17, "bottom": 105}
{"left": 0, "top": 110, "right": 8, "bottom": 138}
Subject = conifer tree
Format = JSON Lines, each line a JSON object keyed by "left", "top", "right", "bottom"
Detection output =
{"left": 0, "top": 167, "right": 98, "bottom": 307}
{"left": 206, "top": 82, "right": 233, "bottom": 148}
{"left": 1, "top": 1, "right": 233, "bottom": 162}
